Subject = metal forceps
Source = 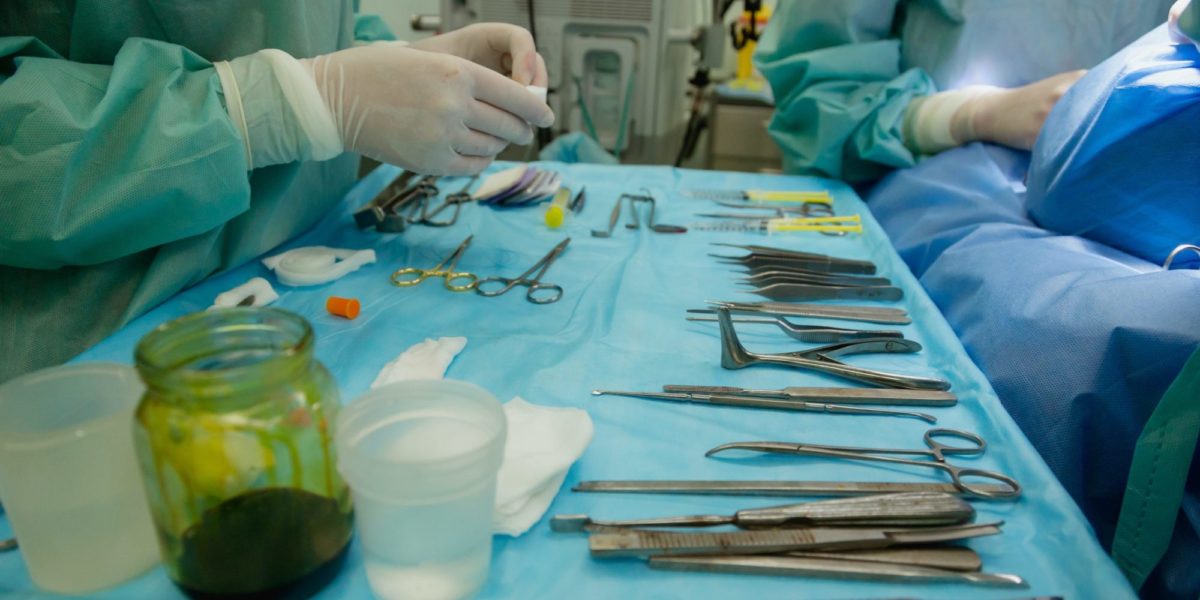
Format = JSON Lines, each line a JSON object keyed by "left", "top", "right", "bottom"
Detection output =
{"left": 390, "top": 235, "right": 478, "bottom": 291}
{"left": 476, "top": 238, "right": 571, "bottom": 304}
{"left": 706, "top": 429, "right": 1022, "bottom": 499}
{"left": 415, "top": 175, "right": 477, "bottom": 227}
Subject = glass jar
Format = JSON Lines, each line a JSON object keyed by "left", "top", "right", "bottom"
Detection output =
{"left": 132, "top": 308, "right": 352, "bottom": 598}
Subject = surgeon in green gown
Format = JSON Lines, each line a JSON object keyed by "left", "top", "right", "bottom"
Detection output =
{"left": 0, "top": 2, "right": 554, "bottom": 382}
{"left": 756, "top": 0, "right": 1175, "bottom": 182}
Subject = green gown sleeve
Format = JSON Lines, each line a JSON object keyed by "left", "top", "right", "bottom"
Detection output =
{"left": 0, "top": 36, "right": 250, "bottom": 270}
{"left": 754, "top": 0, "right": 937, "bottom": 182}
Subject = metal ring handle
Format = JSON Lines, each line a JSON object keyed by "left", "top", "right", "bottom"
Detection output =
{"left": 527, "top": 283, "right": 564, "bottom": 305}
{"left": 390, "top": 267, "right": 428, "bottom": 287}
{"left": 925, "top": 428, "right": 987, "bottom": 456}
{"left": 474, "top": 277, "right": 516, "bottom": 297}
{"left": 443, "top": 272, "right": 478, "bottom": 292}
{"left": 950, "top": 467, "right": 1023, "bottom": 499}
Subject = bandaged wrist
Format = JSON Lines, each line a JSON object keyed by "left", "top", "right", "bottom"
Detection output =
{"left": 903, "top": 86, "right": 1000, "bottom": 155}
{"left": 215, "top": 49, "right": 343, "bottom": 170}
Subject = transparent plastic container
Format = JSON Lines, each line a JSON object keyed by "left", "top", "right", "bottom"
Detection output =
{"left": 336, "top": 380, "right": 507, "bottom": 600}
{"left": 133, "top": 308, "right": 352, "bottom": 598}
{"left": 0, "top": 363, "right": 159, "bottom": 594}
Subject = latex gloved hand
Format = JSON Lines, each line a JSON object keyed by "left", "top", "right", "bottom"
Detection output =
{"left": 215, "top": 37, "right": 554, "bottom": 175}
{"left": 407, "top": 23, "right": 550, "bottom": 88}
{"left": 1171, "top": 0, "right": 1200, "bottom": 48}
{"left": 904, "top": 70, "right": 1087, "bottom": 154}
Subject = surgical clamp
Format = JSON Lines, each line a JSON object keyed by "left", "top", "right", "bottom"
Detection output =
{"left": 476, "top": 238, "right": 570, "bottom": 304}
{"left": 390, "top": 235, "right": 478, "bottom": 291}
{"left": 686, "top": 314, "right": 903, "bottom": 343}
{"left": 705, "top": 428, "right": 1022, "bottom": 500}
{"left": 572, "top": 480, "right": 1013, "bottom": 498}
{"left": 714, "top": 308, "right": 951, "bottom": 390}
{"left": 551, "top": 492, "right": 973, "bottom": 532}
{"left": 353, "top": 170, "right": 418, "bottom": 229}
{"left": 590, "top": 390, "right": 938, "bottom": 423}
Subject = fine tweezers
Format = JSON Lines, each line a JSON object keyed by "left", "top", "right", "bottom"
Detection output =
{"left": 587, "top": 521, "right": 1004, "bottom": 558}
{"left": 572, "top": 480, "right": 1013, "bottom": 498}
{"left": 687, "top": 314, "right": 904, "bottom": 343}
{"left": 647, "top": 555, "right": 1027, "bottom": 588}
{"left": 550, "top": 492, "right": 973, "bottom": 532}
{"left": 660, "top": 385, "right": 957, "bottom": 407}
{"left": 702, "top": 301, "right": 912, "bottom": 325}
{"left": 590, "top": 390, "right": 938, "bottom": 423}
{"left": 749, "top": 282, "right": 905, "bottom": 302}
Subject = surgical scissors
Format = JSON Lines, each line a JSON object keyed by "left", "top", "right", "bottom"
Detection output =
{"left": 705, "top": 428, "right": 1022, "bottom": 499}
{"left": 390, "top": 235, "right": 478, "bottom": 291}
{"left": 476, "top": 238, "right": 570, "bottom": 304}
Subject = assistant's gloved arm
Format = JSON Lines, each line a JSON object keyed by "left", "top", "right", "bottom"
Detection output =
{"left": 218, "top": 29, "right": 554, "bottom": 176}
{"left": 0, "top": 37, "right": 250, "bottom": 270}
{"left": 904, "top": 70, "right": 1088, "bottom": 153}
{"left": 754, "top": 0, "right": 936, "bottom": 182}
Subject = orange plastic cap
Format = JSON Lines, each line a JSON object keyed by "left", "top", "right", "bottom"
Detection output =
{"left": 326, "top": 296, "right": 361, "bottom": 320}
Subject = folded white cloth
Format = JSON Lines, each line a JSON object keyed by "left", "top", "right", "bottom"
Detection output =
{"left": 370, "top": 337, "right": 593, "bottom": 536}
{"left": 370, "top": 337, "right": 468, "bottom": 389}
{"left": 209, "top": 277, "right": 279, "bottom": 309}
{"left": 494, "top": 397, "right": 593, "bottom": 536}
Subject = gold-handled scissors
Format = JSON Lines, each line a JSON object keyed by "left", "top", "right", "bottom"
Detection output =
{"left": 390, "top": 235, "right": 478, "bottom": 291}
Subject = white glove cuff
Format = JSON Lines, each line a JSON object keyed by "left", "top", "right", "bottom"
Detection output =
{"left": 220, "top": 49, "right": 343, "bottom": 169}
{"left": 904, "top": 86, "right": 999, "bottom": 155}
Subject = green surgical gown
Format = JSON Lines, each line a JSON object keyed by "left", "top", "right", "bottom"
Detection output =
{"left": 0, "top": 1, "right": 394, "bottom": 382}
{"left": 755, "top": 0, "right": 1174, "bottom": 182}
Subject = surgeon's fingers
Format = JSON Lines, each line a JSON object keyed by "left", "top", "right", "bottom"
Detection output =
{"left": 453, "top": 128, "right": 508, "bottom": 157}
{"left": 445, "top": 154, "right": 494, "bottom": 176}
{"left": 532, "top": 53, "right": 549, "bottom": 88}
{"left": 469, "top": 62, "right": 554, "bottom": 127}
{"left": 484, "top": 25, "right": 538, "bottom": 85}
{"left": 466, "top": 100, "right": 534, "bottom": 145}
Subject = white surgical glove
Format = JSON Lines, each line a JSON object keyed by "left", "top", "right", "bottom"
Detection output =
{"left": 904, "top": 70, "right": 1087, "bottom": 154}
{"left": 408, "top": 23, "right": 550, "bottom": 88}
{"left": 1171, "top": 0, "right": 1200, "bottom": 49}
{"left": 214, "top": 31, "right": 555, "bottom": 175}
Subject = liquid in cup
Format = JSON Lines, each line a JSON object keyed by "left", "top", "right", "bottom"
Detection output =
{"left": 0, "top": 363, "right": 159, "bottom": 594}
{"left": 337, "top": 380, "right": 507, "bottom": 600}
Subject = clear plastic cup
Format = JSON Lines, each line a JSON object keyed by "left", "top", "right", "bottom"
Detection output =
{"left": 0, "top": 363, "right": 159, "bottom": 594}
{"left": 336, "top": 379, "right": 507, "bottom": 600}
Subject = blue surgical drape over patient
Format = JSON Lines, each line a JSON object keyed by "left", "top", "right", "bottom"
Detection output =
{"left": 754, "top": 0, "right": 1174, "bottom": 181}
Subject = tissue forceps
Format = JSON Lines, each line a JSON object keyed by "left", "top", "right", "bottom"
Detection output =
{"left": 476, "top": 238, "right": 570, "bottom": 304}
{"left": 390, "top": 235, "right": 478, "bottom": 291}
{"left": 705, "top": 429, "right": 1022, "bottom": 500}
{"left": 686, "top": 314, "right": 903, "bottom": 343}
{"left": 590, "top": 390, "right": 938, "bottom": 423}
{"left": 648, "top": 555, "right": 1027, "bottom": 588}
{"left": 715, "top": 308, "right": 950, "bottom": 391}
{"left": 414, "top": 175, "right": 477, "bottom": 227}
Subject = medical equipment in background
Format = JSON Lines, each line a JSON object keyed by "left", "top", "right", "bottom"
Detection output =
{"left": 428, "top": 0, "right": 724, "bottom": 164}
